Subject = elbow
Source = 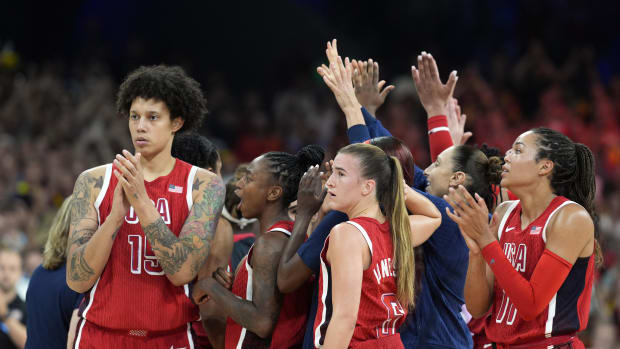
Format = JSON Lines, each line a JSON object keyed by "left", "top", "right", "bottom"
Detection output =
{"left": 431, "top": 216, "right": 442, "bottom": 230}
{"left": 168, "top": 274, "right": 193, "bottom": 287}
{"left": 67, "top": 280, "right": 90, "bottom": 294}
{"left": 276, "top": 271, "right": 296, "bottom": 294}
{"left": 253, "top": 319, "right": 277, "bottom": 339}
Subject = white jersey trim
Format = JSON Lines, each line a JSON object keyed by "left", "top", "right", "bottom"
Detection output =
{"left": 315, "top": 238, "right": 331, "bottom": 348}
{"left": 94, "top": 164, "right": 112, "bottom": 225}
{"left": 269, "top": 227, "right": 292, "bottom": 237}
{"left": 236, "top": 252, "right": 254, "bottom": 349}
{"left": 186, "top": 166, "right": 198, "bottom": 211}
{"left": 542, "top": 201, "right": 576, "bottom": 243}
{"left": 545, "top": 294, "right": 557, "bottom": 337}
{"left": 186, "top": 322, "right": 195, "bottom": 349}
{"left": 74, "top": 318, "right": 86, "bottom": 349}
{"left": 345, "top": 221, "right": 373, "bottom": 257}
{"left": 81, "top": 277, "right": 101, "bottom": 319}
{"left": 498, "top": 201, "right": 519, "bottom": 240}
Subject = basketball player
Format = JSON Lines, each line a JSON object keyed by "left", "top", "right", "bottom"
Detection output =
{"left": 170, "top": 132, "right": 231, "bottom": 349}
{"left": 198, "top": 145, "right": 324, "bottom": 348}
{"left": 66, "top": 65, "right": 225, "bottom": 348}
{"left": 312, "top": 143, "right": 440, "bottom": 348}
{"left": 445, "top": 128, "right": 598, "bottom": 348}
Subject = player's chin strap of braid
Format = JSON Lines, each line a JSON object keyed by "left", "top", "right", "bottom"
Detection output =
{"left": 221, "top": 206, "right": 257, "bottom": 230}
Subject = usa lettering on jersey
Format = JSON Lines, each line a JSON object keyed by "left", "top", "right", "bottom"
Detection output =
{"left": 125, "top": 198, "right": 172, "bottom": 225}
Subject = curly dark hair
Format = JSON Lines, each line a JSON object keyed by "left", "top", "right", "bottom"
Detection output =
{"left": 171, "top": 132, "right": 219, "bottom": 170}
{"left": 263, "top": 144, "right": 325, "bottom": 209}
{"left": 116, "top": 65, "right": 207, "bottom": 133}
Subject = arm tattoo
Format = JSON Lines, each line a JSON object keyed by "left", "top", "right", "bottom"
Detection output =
{"left": 69, "top": 245, "right": 95, "bottom": 281}
{"left": 144, "top": 174, "right": 224, "bottom": 277}
{"left": 67, "top": 171, "right": 101, "bottom": 282}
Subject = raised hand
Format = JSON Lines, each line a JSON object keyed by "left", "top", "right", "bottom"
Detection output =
{"left": 447, "top": 98, "right": 473, "bottom": 145}
{"left": 411, "top": 52, "right": 458, "bottom": 117}
{"left": 297, "top": 165, "right": 327, "bottom": 217}
{"left": 317, "top": 39, "right": 362, "bottom": 114}
{"left": 352, "top": 59, "right": 395, "bottom": 115}
{"left": 113, "top": 149, "right": 148, "bottom": 207}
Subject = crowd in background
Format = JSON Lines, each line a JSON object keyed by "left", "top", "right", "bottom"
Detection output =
{"left": 1, "top": 23, "right": 620, "bottom": 348}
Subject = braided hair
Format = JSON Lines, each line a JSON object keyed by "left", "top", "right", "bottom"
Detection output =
{"left": 531, "top": 127, "right": 601, "bottom": 265}
{"left": 263, "top": 145, "right": 325, "bottom": 208}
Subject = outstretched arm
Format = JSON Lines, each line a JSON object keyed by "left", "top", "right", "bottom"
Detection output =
{"left": 411, "top": 52, "right": 459, "bottom": 161}
{"left": 201, "top": 233, "right": 288, "bottom": 338}
{"left": 115, "top": 150, "right": 225, "bottom": 286}
{"left": 66, "top": 166, "right": 127, "bottom": 293}
{"left": 317, "top": 39, "right": 365, "bottom": 128}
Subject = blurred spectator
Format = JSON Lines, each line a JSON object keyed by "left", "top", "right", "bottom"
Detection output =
{"left": 0, "top": 248, "right": 27, "bottom": 349}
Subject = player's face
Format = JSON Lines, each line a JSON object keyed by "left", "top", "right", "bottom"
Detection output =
{"left": 128, "top": 97, "right": 183, "bottom": 159}
{"left": 0, "top": 251, "right": 22, "bottom": 293}
{"left": 236, "top": 156, "right": 272, "bottom": 219}
{"left": 501, "top": 131, "right": 541, "bottom": 188}
{"left": 424, "top": 147, "right": 457, "bottom": 197}
{"left": 325, "top": 153, "right": 365, "bottom": 213}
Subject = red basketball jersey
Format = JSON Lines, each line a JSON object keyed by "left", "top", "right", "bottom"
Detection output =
{"left": 225, "top": 221, "right": 310, "bottom": 349}
{"left": 78, "top": 159, "right": 200, "bottom": 333}
{"left": 313, "top": 217, "right": 407, "bottom": 347}
{"left": 486, "top": 197, "right": 594, "bottom": 344}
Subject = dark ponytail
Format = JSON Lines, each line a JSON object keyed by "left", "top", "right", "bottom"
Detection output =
{"left": 263, "top": 144, "right": 325, "bottom": 208}
{"left": 451, "top": 145, "right": 503, "bottom": 209}
{"left": 532, "top": 128, "right": 601, "bottom": 265}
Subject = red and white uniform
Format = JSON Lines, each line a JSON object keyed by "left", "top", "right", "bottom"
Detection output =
{"left": 225, "top": 221, "right": 311, "bottom": 349}
{"left": 75, "top": 159, "right": 200, "bottom": 348}
{"left": 314, "top": 217, "right": 406, "bottom": 348}
{"left": 486, "top": 196, "right": 594, "bottom": 346}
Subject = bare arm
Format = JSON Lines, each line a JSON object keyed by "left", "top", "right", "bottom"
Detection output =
{"left": 202, "top": 233, "right": 288, "bottom": 338}
{"left": 66, "top": 166, "right": 125, "bottom": 293}
{"left": 115, "top": 151, "right": 225, "bottom": 286}
{"left": 67, "top": 309, "right": 79, "bottom": 349}
{"left": 323, "top": 224, "right": 367, "bottom": 348}
{"left": 404, "top": 186, "right": 442, "bottom": 247}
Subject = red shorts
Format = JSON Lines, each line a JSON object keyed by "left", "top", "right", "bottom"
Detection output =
{"left": 74, "top": 318, "right": 195, "bottom": 349}
{"left": 350, "top": 334, "right": 404, "bottom": 349}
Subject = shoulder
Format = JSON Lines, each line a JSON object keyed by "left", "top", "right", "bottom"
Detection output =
{"left": 329, "top": 222, "right": 367, "bottom": 249}
{"left": 548, "top": 202, "right": 594, "bottom": 241}
{"left": 495, "top": 199, "right": 518, "bottom": 218}
{"left": 194, "top": 168, "right": 224, "bottom": 189}
{"left": 73, "top": 164, "right": 111, "bottom": 198}
{"left": 254, "top": 231, "right": 288, "bottom": 256}
{"left": 191, "top": 168, "right": 225, "bottom": 199}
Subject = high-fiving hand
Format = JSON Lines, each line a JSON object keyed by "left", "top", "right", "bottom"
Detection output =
{"left": 351, "top": 59, "right": 395, "bottom": 115}
{"left": 411, "top": 52, "right": 458, "bottom": 117}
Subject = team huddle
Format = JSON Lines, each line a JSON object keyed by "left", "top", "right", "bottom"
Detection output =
{"left": 25, "top": 39, "right": 598, "bottom": 349}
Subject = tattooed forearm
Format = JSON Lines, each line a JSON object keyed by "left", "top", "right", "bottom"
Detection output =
{"left": 69, "top": 228, "right": 96, "bottom": 247}
{"left": 142, "top": 174, "right": 224, "bottom": 279}
{"left": 69, "top": 245, "right": 95, "bottom": 281}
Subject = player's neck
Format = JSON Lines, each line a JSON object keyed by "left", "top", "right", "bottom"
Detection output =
{"left": 140, "top": 149, "right": 176, "bottom": 182}
{"left": 257, "top": 205, "right": 291, "bottom": 237}
{"left": 513, "top": 183, "right": 556, "bottom": 225}
{"left": 347, "top": 199, "right": 384, "bottom": 223}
